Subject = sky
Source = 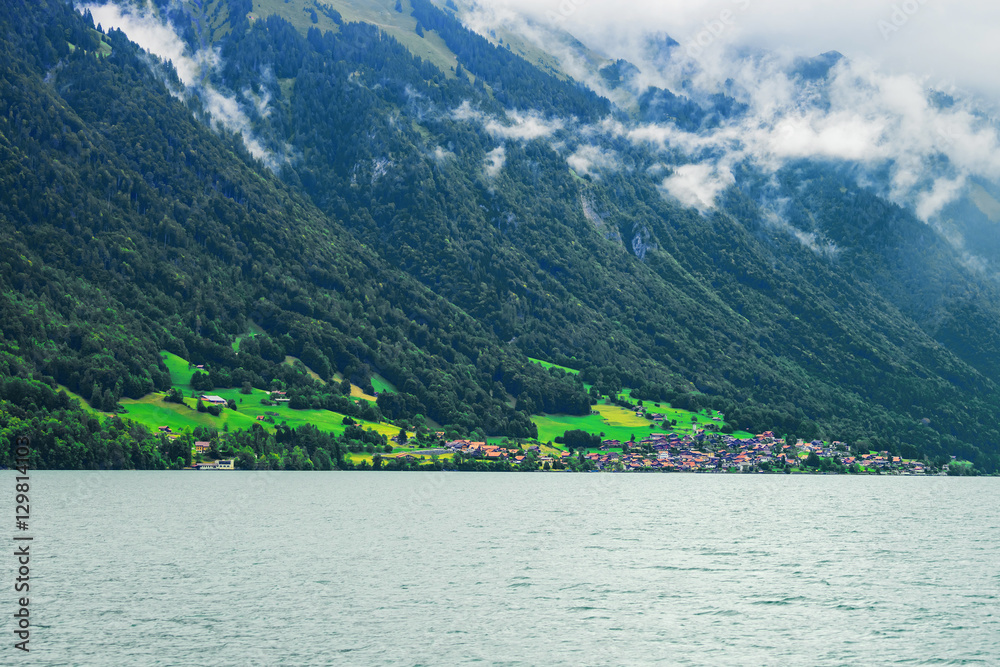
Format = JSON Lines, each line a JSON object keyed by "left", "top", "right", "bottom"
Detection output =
{"left": 477, "top": 0, "right": 1000, "bottom": 102}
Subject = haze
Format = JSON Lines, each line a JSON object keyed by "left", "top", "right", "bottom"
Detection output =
{"left": 480, "top": 0, "right": 1000, "bottom": 101}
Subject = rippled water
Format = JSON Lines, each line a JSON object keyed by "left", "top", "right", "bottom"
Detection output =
{"left": 15, "top": 472, "right": 1000, "bottom": 665}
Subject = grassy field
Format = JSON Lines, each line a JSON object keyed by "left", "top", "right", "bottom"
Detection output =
{"left": 252, "top": 0, "right": 463, "bottom": 78}
{"left": 120, "top": 388, "right": 403, "bottom": 439}
{"left": 370, "top": 373, "right": 396, "bottom": 394}
{"left": 284, "top": 355, "right": 326, "bottom": 384}
{"left": 533, "top": 403, "right": 649, "bottom": 445}
{"left": 137, "top": 348, "right": 752, "bottom": 450}
{"left": 527, "top": 357, "right": 581, "bottom": 375}
{"left": 108, "top": 350, "right": 410, "bottom": 440}
{"left": 160, "top": 351, "right": 196, "bottom": 389}
{"left": 58, "top": 385, "right": 101, "bottom": 415}
{"left": 532, "top": 399, "right": 749, "bottom": 446}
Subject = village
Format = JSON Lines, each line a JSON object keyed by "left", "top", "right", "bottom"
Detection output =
{"left": 146, "top": 384, "right": 957, "bottom": 475}
{"left": 433, "top": 430, "right": 943, "bottom": 474}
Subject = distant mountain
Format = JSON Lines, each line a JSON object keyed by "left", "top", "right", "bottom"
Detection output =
{"left": 3, "top": 0, "right": 1000, "bottom": 471}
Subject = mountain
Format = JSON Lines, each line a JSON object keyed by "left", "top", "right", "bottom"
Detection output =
{"left": 2, "top": 0, "right": 1000, "bottom": 471}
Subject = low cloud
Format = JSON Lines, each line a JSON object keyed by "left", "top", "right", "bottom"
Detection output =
{"left": 431, "top": 146, "right": 455, "bottom": 163}
{"left": 82, "top": 2, "right": 282, "bottom": 170}
{"left": 662, "top": 163, "right": 734, "bottom": 211}
{"left": 762, "top": 208, "right": 840, "bottom": 258}
{"left": 484, "top": 146, "right": 506, "bottom": 178}
{"left": 623, "top": 55, "right": 1000, "bottom": 217}
{"left": 566, "top": 144, "right": 618, "bottom": 178}
{"left": 456, "top": 1, "right": 1000, "bottom": 223}
{"left": 453, "top": 102, "right": 564, "bottom": 140}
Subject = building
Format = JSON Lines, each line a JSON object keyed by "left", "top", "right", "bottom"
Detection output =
{"left": 200, "top": 395, "right": 227, "bottom": 406}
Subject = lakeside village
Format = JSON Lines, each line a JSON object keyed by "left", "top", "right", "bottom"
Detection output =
{"left": 173, "top": 393, "right": 967, "bottom": 475}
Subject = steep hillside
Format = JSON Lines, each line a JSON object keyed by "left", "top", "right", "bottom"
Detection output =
{"left": 169, "top": 0, "right": 1000, "bottom": 469}
{"left": 4, "top": 0, "right": 1000, "bottom": 471}
{"left": 0, "top": 0, "right": 592, "bottom": 466}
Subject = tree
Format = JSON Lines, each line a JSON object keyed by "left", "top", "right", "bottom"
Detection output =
{"left": 397, "top": 428, "right": 408, "bottom": 444}
{"left": 164, "top": 388, "right": 185, "bottom": 404}
{"left": 240, "top": 382, "right": 252, "bottom": 395}
{"left": 196, "top": 399, "right": 207, "bottom": 413}
{"left": 313, "top": 448, "right": 333, "bottom": 471}
{"left": 101, "top": 389, "right": 117, "bottom": 412}
{"left": 805, "top": 452, "right": 821, "bottom": 468}
{"left": 236, "top": 449, "right": 256, "bottom": 470}
{"left": 191, "top": 372, "right": 213, "bottom": 392}
{"left": 89, "top": 382, "right": 102, "bottom": 409}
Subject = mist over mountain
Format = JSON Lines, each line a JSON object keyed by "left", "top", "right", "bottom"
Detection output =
{"left": 3, "top": 0, "right": 1000, "bottom": 471}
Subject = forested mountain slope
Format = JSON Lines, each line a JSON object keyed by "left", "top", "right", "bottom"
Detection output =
{"left": 2, "top": 0, "right": 1000, "bottom": 471}
{"left": 189, "top": 0, "right": 1000, "bottom": 468}
{"left": 0, "top": 0, "right": 591, "bottom": 466}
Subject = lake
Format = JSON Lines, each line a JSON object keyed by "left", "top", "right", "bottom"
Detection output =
{"left": 13, "top": 472, "right": 1000, "bottom": 665}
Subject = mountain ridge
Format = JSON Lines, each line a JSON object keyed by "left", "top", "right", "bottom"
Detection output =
{"left": 2, "top": 0, "right": 1000, "bottom": 471}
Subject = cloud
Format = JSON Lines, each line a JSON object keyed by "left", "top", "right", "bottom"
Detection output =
{"left": 619, "top": 53, "right": 1000, "bottom": 219}
{"left": 431, "top": 146, "right": 455, "bottom": 163}
{"left": 566, "top": 144, "right": 618, "bottom": 177}
{"left": 484, "top": 146, "right": 506, "bottom": 178}
{"left": 453, "top": 102, "right": 564, "bottom": 140}
{"left": 762, "top": 207, "right": 840, "bottom": 258}
{"left": 82, "top": 2, "right": 282, "bottom": 170}
{"left": 456, "top": 0, "right": 1000, "bottom": 223}
{"left": 466, "top": 0, "right": 1000, "bottom": 101}
{"left": 662, "top": 163, "right": 734, "bottom": 211}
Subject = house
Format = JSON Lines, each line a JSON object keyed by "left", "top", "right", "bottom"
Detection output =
{"left": 194, "top": 441, "right": 210, "bottom": 454}
{"left": 195, "top": 461, "right": 218, "bottom": 470}
{"left": 200, "top": 395, "right": 227, "bottom": 406}
{"left": 216, "top": 459, "right": 234, "bottom": 470}
{"left": 158, "top": 426, "right": 172, "bottom": 433}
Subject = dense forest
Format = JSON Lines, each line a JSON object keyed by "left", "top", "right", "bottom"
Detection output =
{"left": 0, "top": 0, "right": 591, "bottom": 467}
{"left": 1, "top": 0, "right": 1000, "bottom": 471}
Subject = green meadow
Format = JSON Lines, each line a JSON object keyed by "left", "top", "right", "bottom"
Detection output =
{"left": 160, "top": 351, "right": 196, "bottom": 389}
{"left": 109, "top": 350, "right": 408, "bottom": 440}
{"left": 118, "top": 348, "right": 747, "bottom": 454}
{"left": 252, "top": 0, "right": 462, "bottom": 78}
{"left": 527, "top": 357, "right": 581, "bottom": 376}
{"left": 531, "top": 398, "right": 750, "bottom": 447}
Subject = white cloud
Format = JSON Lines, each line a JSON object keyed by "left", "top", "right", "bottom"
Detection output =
{"left": 566, "top": 144, "right": 618, "bottom": 177}
{"left": 455, "top": 0, "right": 1000, "bottom": 221}
{"left": 662, "top": 163, "right": 734, "bottom": 211}
{"left": 453, "top": 102, "right": 565, "bottom": 140}
{"left": 917, "top": 175, "right": 967, "bottom": 221}
{"left": 466, "top": 0, "right": 1000, "bottom": 101}
{"left": 432, "top": 146, "right": 455, "bottom": 163}
{"left": 484, "top": 146, "right": 506, "bottom": 178}
{"left": 620, "top": 53, "right": 1000, "bottom": 219}
{"left": 486, "top": 110, "right": 565, "bottom": 140}
{"left": 82, "top": 2, "right": 282, "bottom": 170}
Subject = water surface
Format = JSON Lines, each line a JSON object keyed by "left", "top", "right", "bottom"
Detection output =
{"left": 15, "top": 472, "right": 1000, "bottom": 665}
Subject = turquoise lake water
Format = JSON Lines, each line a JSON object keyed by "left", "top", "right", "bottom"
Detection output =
{"left": 9, "top": 472, "right": 999, "bottom": 665}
